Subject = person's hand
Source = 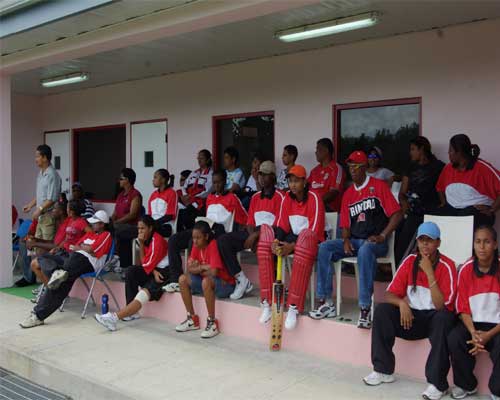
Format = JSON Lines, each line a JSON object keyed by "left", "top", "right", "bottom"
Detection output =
{"left": 137, "top": 232, "right": 146, "bottom": 244}
{"left": 467, "top": 338, "right": 486, "bottom": 356}
{"left": 181, "top": 195, "right": 191, "bottom": 206}
{"left": 23, "top": 204, "right": 32, "bottom": 213}
{"left": 367, "top": 234, "right": 385, "bottom": 244}
{"left": 271, "top": 239, "right": 282, "bottom": 256}
{"left": 343, "top": 238, "right": 354, "bottom": 256}
{"left": 419, "top": 253, "right": 434, "bottom": 276}
{"left": 473, "top": 204, "right": 493, "bottom": 216}
{"left": 243, "top": 232, "right": 259, "bottom": 252}
{"left": 32, "top": 208, "right": 41, "bottom": 220}
{"left": 153, "top": 269, "right": 166, "bottom": 284}
{"left": 279, "top": 242, "right": 295, "bottom": 257}
{"left": 474, "top": 330, "right": 493, "bottom": 346}
{"left": 26, "top": 237, "right": 35, "bottom": 250}
{"left": 69, "top": 244, "right": 80, "bottom": 251}
{"left": 399, "top": 302, "right": 414, "bottom": 330}
{"left": 49, "top": 247, "right": 59, "bottom": 255}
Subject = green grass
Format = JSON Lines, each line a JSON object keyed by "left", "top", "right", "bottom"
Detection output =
{"left": 0, "top": 284, "right": 38, "bottom": 300}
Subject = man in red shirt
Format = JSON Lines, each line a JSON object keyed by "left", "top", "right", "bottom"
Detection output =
{"left": 311, "top": 151, "right": 402, "bottom": 329}
{"left": 217, "top": 161, "right": 284, "bottom": 300}
{"left": 308, "top": 138, "right": 345, "bottom": 212}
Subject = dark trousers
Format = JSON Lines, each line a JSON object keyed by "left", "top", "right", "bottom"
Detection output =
{"left": 217, "top": 231, "right": 249, "bottom": 276}
{"left": 125, "top": 265, "right": 149, "bottom": 304}
{"left": 395, "top": 213, "right": 423, "bottom": 265}
{"left": 34, "top": 253, "right": 93, "bottom": 321}
{"left": 177, "top": 206, "right": 203, "bottom": 232}
{"left": 114, "top": 223, "right": 138, "bottom": 269}
{"left": 448, "top": 321, "right": 500, "bottom": 396}
{"left": 438, "top": 204, "right": 495, "bottom": 228}
{"left": 19, "top": 240, "right": 36, "bottom": 283}
{"left": 371, "top": 303, "right": 456, "bottom": 392}
{"left": 167, "top": 223, "right": 226, "bottom": 283}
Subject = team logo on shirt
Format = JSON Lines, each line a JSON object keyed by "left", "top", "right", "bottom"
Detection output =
{"left": 349, "top": 199, "right": 376, "bottom": 217}
{"left": 357, "top": 212, "right": 366, "bottom": 222}
{"left": 369, "top": 186, "right": 375, "bottom": 195}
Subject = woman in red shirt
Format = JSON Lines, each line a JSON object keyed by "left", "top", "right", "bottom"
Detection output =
{"left": 448, "top": 225, "right": 500, "bottom": 399}
{"left": 175, "top": 220, "right": 235, "bottom": 339}
{"left": 112, "top": 168, "right": 143, "bottom": 271}
{"left": 148, "top": 168, "right": 177, "bottom": 237}
{"left": 95, "top": 215, "right": 169, "bottom": 331}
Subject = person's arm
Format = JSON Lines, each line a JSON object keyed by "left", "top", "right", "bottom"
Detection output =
{"left": 195, "top": 170, "right": 213, "bottom": 199}
{"left": 322, "top": 190, "right": 339, "bottom": 207}
{"left": 32, "top": 199, "right": 56, "bottom": 220}
{"left": 438, "top": 192, "right": 446, "bottom": 207}
{"left": 418, "top": 253, "right": 445, "bottom": 309}
{"left": 115, "top": 195, "right": 141, "bottom": 224}
{"left": 27, "top": 238, "right": 56, "bottom": 251}
{"left": 386, "top": 291, "right": 414, "bottom": 330}
{"left": 398, "top": 176, "right": 410, "bottom": 214}
{"left": 138, "top": 240, "right": 145, "bottom": 265}
{"left": 23, "top": 198, "right": 36, "bottom": 213}
{"left": 368, "top": 210, "right": 403, "bottom": 244}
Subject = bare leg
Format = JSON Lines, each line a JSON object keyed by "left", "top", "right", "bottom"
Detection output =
{"left": 115, "top": 288, "right": 149, "bottom": 320}
{"left": 179, "top": 274, "right": 195, "bottom": 315}
{"left": 202, "top": 276, "right": 216, "bottom": 319}
{"left": 31, "top": 258, "right": 48, "bottom": 285}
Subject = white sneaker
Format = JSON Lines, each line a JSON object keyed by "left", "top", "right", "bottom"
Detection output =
{"left": 122, "top": 313, "right": 141, "bottom": 322}
{"left": 32, "top": 284, "right": 44, "bottom": 295}
{"left": 200, "top": 318, "right": 219, "bottom": 339}
{"left": 284, "top": 305, "right": 299, "bottom": 330}
{"left": 363, "top": 371, "right": 395, "bottom": 386}
{"left": 229, "top": 273, "right": 253, "bottom": 300}
{"left": 94, "top": 312, "right": 118, "bottom": 331}
{"left": 163, "top": 282, "right": 180, "bottom": 293}
{"left": 451, "top": 387, "right": 477, "bottom": 399}
{"left": 309, "top": 302, "right": 337, "bottom": 320}
{"left": 176, "top": 315, "right": 200, "bottom": 332}
{"left": 19, "top": 312, "right": 44, "bottom": 329}
{"left": 47, "top": 269, "right": 68, "bottom": 290}
{"left": 259, "top": 300, "right": 272, "bottom": 324}
{"left": 491, "top": 395, "right": 500, "bottom": 400}
{"left": 422, "top": 384, "right": 447, "bottom": 400}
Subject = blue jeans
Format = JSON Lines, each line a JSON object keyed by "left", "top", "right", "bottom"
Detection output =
{"left": 316, "top": 238, "right": 388, "bottom": 308}
{"left": 190, "top": 274, "right": 235, "bottom": 298}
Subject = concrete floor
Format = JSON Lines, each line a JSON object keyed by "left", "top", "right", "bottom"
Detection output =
{"left": 1, "top": 292, "right": 491, "bottom": 400}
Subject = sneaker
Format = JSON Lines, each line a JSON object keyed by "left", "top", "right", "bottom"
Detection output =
{"left": 163, "top": 282, "right": 180, "bottom": 293}
{"left": 31, "top": 284, "right": 44, "bottom": 295}
{"left": 451, "top": 387, "right": 477, "bottom": 399}
{"left": 229, "top": 273, "right": 253, "bottom": 300}
{"left": 491, "top": 396, "right": 500, "bottom": 400}
{"left": 94, "top": 312, "right": 118, "bottom": 332}
{"left": 176, "top": 314, "right": 200, "bottom": 332}
{"left": 284, "top": 305, "right": 299, "bottom": 330}
{"left": 259, "top": 300, "right": 272, "bottom": 324}
{"left": 30, "top": 297, "right": 38, "bottom": 304}
{"left": 422, "top": 384, "right": 447, "bottom": 400}
{"left": 363, "top": 371, "right": 395, "bottom": 386}
{"left": 357, "top": 307, "right": 372, "bottom": 329}
{"left": 47, "top": 269, "right": 68, "bottom": 290}
{"left": 19, "top": 312, "right": 44, "bottom": 329}
{"left": 201, "top": 318, "right": 219, "bottom": 339}
{"left": 122, "top": 313, "right": 141, "bottom": 322}
{"left": 309, "top": 302, "right": 337, "bottom": 320}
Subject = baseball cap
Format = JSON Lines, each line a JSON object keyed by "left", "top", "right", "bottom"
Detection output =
{"left": 87, "top": 210, "right": 110, "bottom": 224}
{"left": 258, "top": 161, "right": 276, "bottom": 175}
{"left": 286, "top": 165, "right": 307, "bottom": 179}
{"left": 346, "top": 150, "right": 368, "bottom": 165}
{"left": 416, "top": 222, "right": 440, "bottom": 240}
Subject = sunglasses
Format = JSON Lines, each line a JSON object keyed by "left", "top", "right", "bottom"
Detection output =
{"left": 347, "top": 163, "right": 365, "bottom": 171}
{"left": 368, "top": 154, "right": 380, "bottom": 159}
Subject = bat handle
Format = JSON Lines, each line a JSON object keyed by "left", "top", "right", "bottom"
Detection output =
{"left": 276, "top": 255, "right": 283, "bottom": 281}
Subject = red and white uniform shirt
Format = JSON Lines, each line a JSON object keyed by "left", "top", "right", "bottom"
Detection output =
{"left": 148, "top": 187, "right": 178, "bottom": 221}
{"left": 387, "top": 253, "right": 457, "bottom": 312}
{"left": 183, "top": 168, "right": 213, "bottom": 209}
{"left": 247, "top": 190, "right": 285, "bottom": 227}
{"left": 62, "top": 217, "right": 88, "bottom": 251}
{"left": 308, "top": 161, "right": 345, "bottom": 212}
{"left": 189, "top": 240, "right": 235, "bottom": 285}
{"left": 206, "top": 193, "right": 247, "bottom": 230}
{"left": 277, "top": 191, "right": 325, "bottom": 241}
{"left": 76, "top": 231, "right": 112, "bottom": 270}
{"left": 54, "top": 218, "right": 70, "bottom": 247}
{"left": 456, "top": 259, "right": 500, "bottom": 324}
{"left": 436, "top": 160, "right": 500, "bottom": 209}
{"left": 340, "top": 176, "right": 400, "bottom": 239}
{"left": 142, "top": 232, "right": 168, "bottom": 274}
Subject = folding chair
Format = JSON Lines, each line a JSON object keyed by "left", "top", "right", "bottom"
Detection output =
{"left": 12, "top": 219, "right": 32, "bottom": 270}
{"left": 333, "top": 231, "right": 396, "bottom": 316}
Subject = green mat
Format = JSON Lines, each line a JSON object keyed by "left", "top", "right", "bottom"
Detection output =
{"left": 0, "top": 284, "right": 38, "bottom": 300}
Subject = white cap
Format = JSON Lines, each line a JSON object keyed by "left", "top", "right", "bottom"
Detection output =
{"left": 87, "top": 210, "right": 109, "bottom": 224}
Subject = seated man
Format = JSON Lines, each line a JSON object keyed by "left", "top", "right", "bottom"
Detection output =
{"left": 20, "top": 211, "right": 112, "bottom": 328}
{"left": 217, "top": 161, "right": 284, "bottom": 300}
{"left": 71, "top": 182, "right": 95, "bottom": 219}
{"left": 223, "top": 146, "right": 246, "bottom": 194}
{"left": 311, "top": 151, "right": 402, "bottom": 329}
{"left": 257, "top": 165, "right": 325, "bottom": 330}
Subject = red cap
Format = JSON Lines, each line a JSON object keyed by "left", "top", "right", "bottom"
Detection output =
{"left": 286, "top": 164, "right": 307, "bottom": 179}
{"left": 346, "top": 150, "right": 368, "bottom": 165}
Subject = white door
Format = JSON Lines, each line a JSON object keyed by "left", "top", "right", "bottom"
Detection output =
{"left": 45, "top": 130, "right": 71, "bottom": 195}
{"left": 131, "top": 120, "right": 168, "bottom": 207}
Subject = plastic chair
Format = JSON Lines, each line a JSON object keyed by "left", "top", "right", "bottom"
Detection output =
{"left": 423, "top": 214, "right": 474, "bottom": 267}
{"left": 12, "top": 219, "right": 32, "bottom": 270}
{"left": 391, "top": 181, "right": 402, "bottom": 202}
{"left": 332, "top": 231, "right": 396, "bottom": 316}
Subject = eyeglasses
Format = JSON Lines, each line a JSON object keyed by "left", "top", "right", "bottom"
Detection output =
{"left": 367, "top": 154, "right": 380, "bottom": 159}
{"left": 347, "top": 163, "right": 365, "bottom": 171}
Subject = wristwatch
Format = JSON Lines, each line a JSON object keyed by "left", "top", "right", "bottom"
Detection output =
{"left": 38, "top": 206, "right": 44, "bottom": 212}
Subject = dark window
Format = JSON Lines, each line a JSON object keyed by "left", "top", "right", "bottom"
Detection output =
{"left": 334, "top": 98, "right": 421, "bottom": 176}
{"left": 213, "top": 112, "right": 274, "bottom": 177}
{"left": 73, "top": 125, "right": 126, "bottom": 201}
{"left": 144, "top": 151, "right": 154, "bottom": 167}
{"left": 54, "top": 156, "right": 61, "bottom": 170}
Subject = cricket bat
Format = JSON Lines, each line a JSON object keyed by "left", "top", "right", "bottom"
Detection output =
{"left": 270, "top": 255, "right": 284, "bottom": 351}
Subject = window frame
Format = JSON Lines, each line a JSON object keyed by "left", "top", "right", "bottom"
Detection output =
{"left": 212, "top": 110, "right": 275, "bottom": 169}
{"left": 332, "top": 97, "right": 422, "bottom": 161}
{"left": 72, "top": 123, "right": 127, "bottom": 203}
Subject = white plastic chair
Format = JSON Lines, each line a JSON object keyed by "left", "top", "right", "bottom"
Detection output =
{"left": 391, "top": 181, "right": 402, "bottom": 203}
{"left": 333, "top": 231, "right": 396, "bottom": 316}
{"left": 423, "top": 215, "right": 474, "bottom": 267}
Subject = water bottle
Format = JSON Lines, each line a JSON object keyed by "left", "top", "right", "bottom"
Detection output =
{"left": 101, "top": 294, "right": 109, "bottom": 314}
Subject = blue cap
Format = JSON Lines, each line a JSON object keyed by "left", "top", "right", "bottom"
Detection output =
{"left": 416, "top": 222, "right": 440, "bottom": 240}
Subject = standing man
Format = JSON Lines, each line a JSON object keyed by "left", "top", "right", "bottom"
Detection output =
{"left": 19, "top": 145, "right": 61, "bottom": 287}
{"left": 308, "top": 138, "right": 345, "bottom": 212}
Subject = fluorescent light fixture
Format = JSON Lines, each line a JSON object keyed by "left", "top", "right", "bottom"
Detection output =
{"left": 41, "top": 72, "right": 89, "bottom": 88}
{"left": 276, "top": 12, "right": 378, "bottom": 43}
{"left": 0, "top": 0, "right": 41, "bottom": 16}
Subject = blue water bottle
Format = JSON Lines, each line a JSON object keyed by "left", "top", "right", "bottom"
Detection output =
{"left": 101, "top": 294, "right": 109, "bottom": 314}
